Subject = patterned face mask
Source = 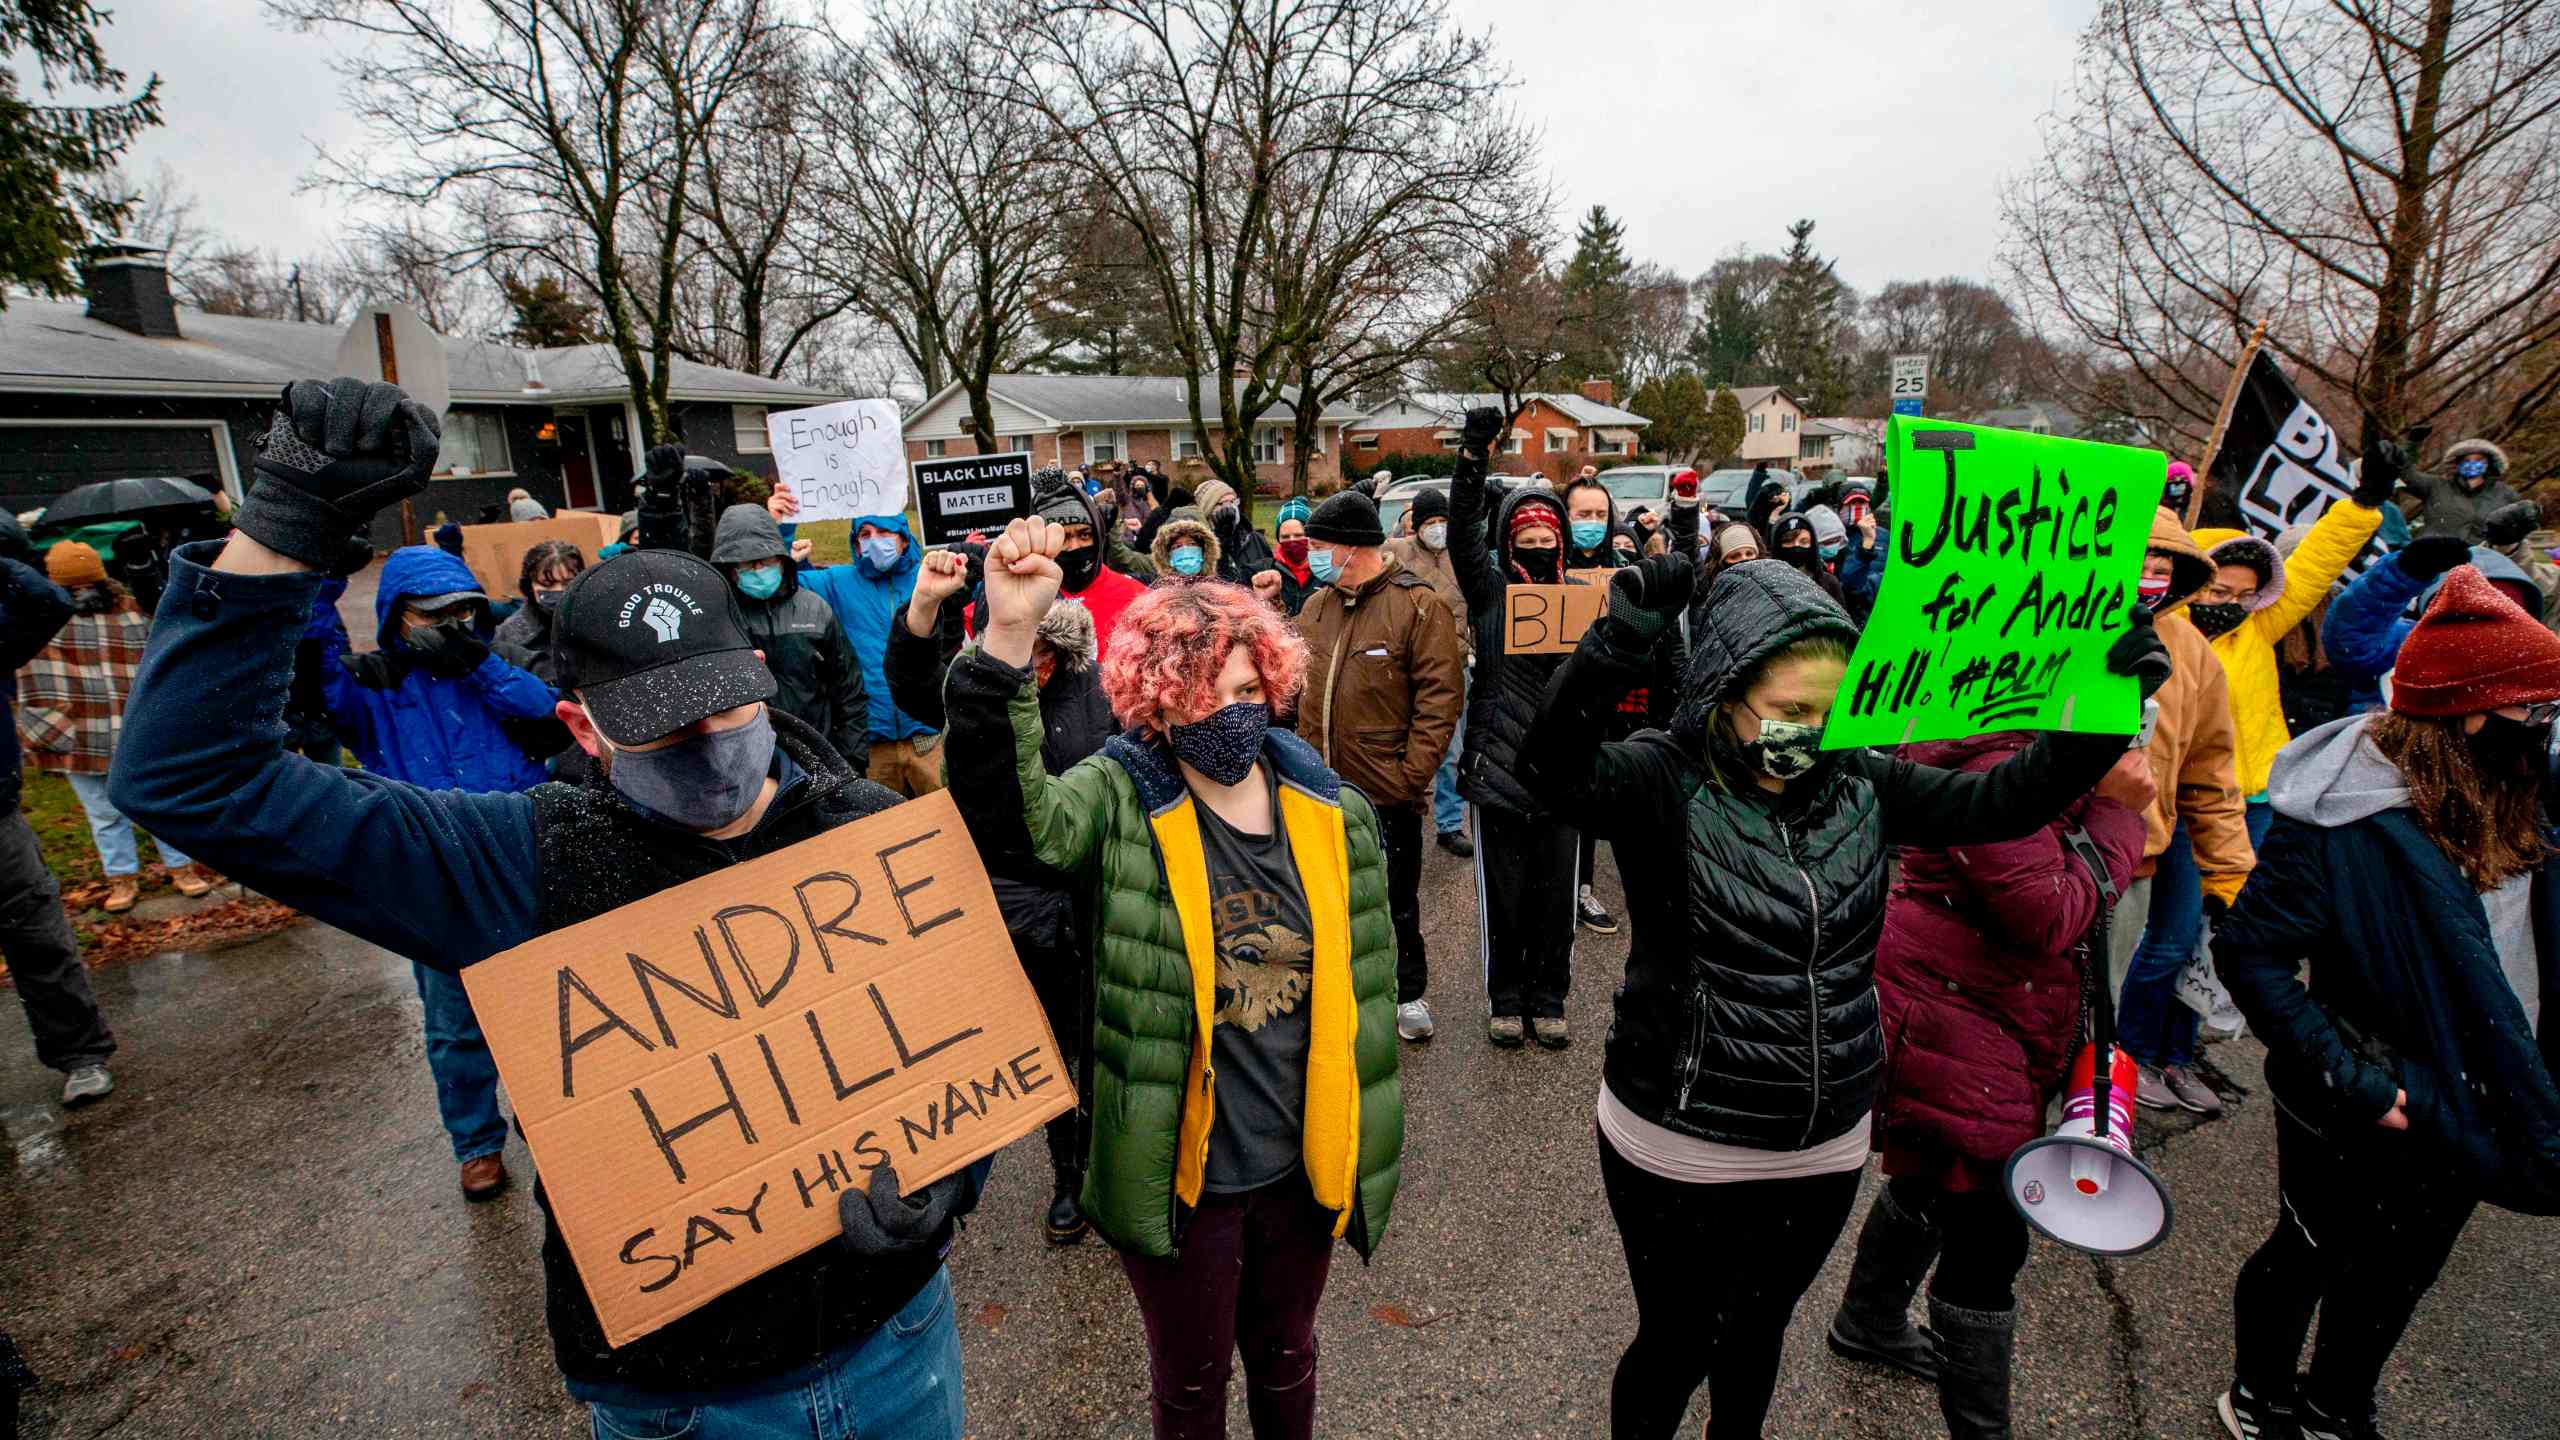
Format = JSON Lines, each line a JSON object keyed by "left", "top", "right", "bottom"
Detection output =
{"left": 1169, "top": 701, "right": 1268, "bottom": 786}
{"left": 1739, "top": 704, "right": 1825, "bottom": 781}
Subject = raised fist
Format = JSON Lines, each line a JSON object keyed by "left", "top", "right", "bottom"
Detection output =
{"left": 231, "top": 376, "right": 442, "bottom": 574}
{"left": 1461, "top": 407, "right": 1505, "bottom": 456}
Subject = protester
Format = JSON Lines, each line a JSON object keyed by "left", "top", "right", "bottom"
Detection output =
{"left": 1149, "top": 504, "right": 1221, "bottom": 584}
{"left": 1382, "top": 487, "right": 1475, "bottom": 856}
{"left": 1289, "top": 489, "right": 1466, "bottom": 1042}
{"left": 1194, "top": 478, "right": 1277, "bottom": 586}
{"left": 598, "top": 509, "right": 640, "bottom": 560}
{"left": 113, "top": 377, "right": 974, "bottom": 1438}
{"left": 1516, "top": 552, "right": 2168, "bottom": 1440}
{"left": 1805, "top": 504, "right": 1850, "bottom": 570}
{"left": 2190, "top": 479, "right": 2386, "bottom": 846}
{"left": 940, "top": 531, "right": 1403, "bottom": 1440}
{"left": 2400, "top": 437, "right": 2524, "bottom": 545}
{"left": 1827, "top": 737, "right": 2153, "bottom": 1436}
{"left": 2213, "top": 565, "right": 2560, "bottom": 1440}
{"left": 507, "top": 492, "right": 549, "bottom": 522}
{"left": 2323, "top": 535, "right": 2489, "bottom": 714}
{"left": 0, "top": 517, "right": 111, "bottom": 1108}
{"left": 1768, "top": 513, "right": 1848, "bottom": 606}
{"left": 890, "top": 547, "right": 1112, "bottom": 1247}
{"left": 1447, "top": 409, "right": 1582, "bottom": 1047}
{"left": 2162, "top": 460, "right": 2197, "bottom": 521}
{"left": 711, "top": 503, "right": 870, "bottom": 770}
{"left": 2112, "top": 507, "right": 2254, "bottom": 1114}
{"left": 2481, "top": 499, "right": 2560, "bottom": 637}
{"left": 965, "top": 475, "right": 1149, "bottom": 662}
{"left": 17, "top": 542, "right": 215, "bottom": 912}
{"left": 490, "top": 539, "right": 584, "bottom": 684}
{"left": 770, "top": 482, "right": 941, "bottom": 796}
{"left": 1256, "top": 497, "right": 1316, "bottom": 615}
{"left": 1835, "top": 504, "right": 1887, "bottom": 624}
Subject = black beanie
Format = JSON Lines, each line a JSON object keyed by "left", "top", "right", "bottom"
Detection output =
{"left": 1411, "top": 487, "right": 1450, "bottom": 524}
{"left": 1307, "top": 490, "right": 1385, "bottom": 546}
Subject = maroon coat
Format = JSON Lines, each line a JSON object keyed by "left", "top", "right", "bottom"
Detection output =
{"left": 1875, "top": 732, "right": 2146, "bottom": 1191}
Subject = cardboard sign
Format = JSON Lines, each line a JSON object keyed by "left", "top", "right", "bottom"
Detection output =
{"left": 912, "top": 452, "right": 1034, "bottom": 545}
{"left": 1823, "top": 415, "right": 2163, "bottom": 749}
{"left": 460, "top": 790, "right": 1074, "bottom": 1347}
{"left": 1502, "top": 571, "right": 1609, "bottom": 654}
{"left": 457, "top": 515, "right": 616, "bottom": 598}
{"left": 766, "top": 399, "right": 908, "bottom": 523}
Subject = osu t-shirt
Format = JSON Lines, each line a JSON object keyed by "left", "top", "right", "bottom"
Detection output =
{"left": 1195, "top": 770, "right": 1316, "bottom": 1194}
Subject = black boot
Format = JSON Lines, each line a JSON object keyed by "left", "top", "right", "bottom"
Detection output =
{"left": 1045, "top": 1179, "right": 1089, "bottom": 1246}
{"left": 1928, "top": 1296, "right": 2015, "bottom": 1440}
{"left": 1827, "top": 1186, "right": 1943, "bottom": 1382}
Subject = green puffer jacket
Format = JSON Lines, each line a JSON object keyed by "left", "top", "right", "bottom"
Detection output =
{"left": 941, "top": 646, "right": 1403, "bottom": 1260}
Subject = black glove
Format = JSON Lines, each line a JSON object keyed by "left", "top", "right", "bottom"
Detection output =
{"left": 2397, "top": 533, "right": 2471, "bottom": 582}
{"left": 2107, "top": 605, "right": 2173, "bottom": 700}
{"left": 1606, "top": 552, "right": 1695, "bottom": 640}
{"left": 2483, "top": 500, "right": 2539, "bottom": 549}
{"left": 230, "top": 377, "right": 442, "bottom": 575}
{"left": 1460, "top": 406, "right": 1505, "bottom": 457}
{"left": 2352, "top": 415, "right": 2406, "bottom": 507}
{"left": 838, "top": 1160, "right": 979, "bottom": 1256}
{"left": 404, "top": 622, "right": 489, "bottom": 678}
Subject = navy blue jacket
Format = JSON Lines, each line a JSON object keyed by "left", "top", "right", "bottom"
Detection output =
{"left": 2, "top": 555, "right": 76, "bottom": 814}
{"left": 2215, "top": 806, "right": 2560, "bottom": 1214}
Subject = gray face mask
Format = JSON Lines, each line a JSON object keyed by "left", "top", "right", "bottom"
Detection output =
{"left": 606, "top": 704, "right": 775, "bottom": 831}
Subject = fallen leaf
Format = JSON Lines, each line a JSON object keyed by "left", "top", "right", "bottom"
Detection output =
{"left": 1371, "top": 1302, "right": 1446, "bottom": 1329}
{"left": 114, "top": 1345, "right": 143, "bottom": 1363}
{"left": 973, "top": 1302, "right": 1006, "bottom": 1329}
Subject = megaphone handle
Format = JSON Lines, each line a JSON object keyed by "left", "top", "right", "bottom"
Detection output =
{"left": 2062, "top": 824, "right": 2123, "bottom": 1141}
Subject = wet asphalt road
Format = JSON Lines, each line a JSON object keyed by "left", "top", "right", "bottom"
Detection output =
{"left": 3, "top": 838, "right": 2554, "bottom": 1439}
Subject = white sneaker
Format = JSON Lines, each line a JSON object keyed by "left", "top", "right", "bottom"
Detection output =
{"left": 61, "top": 1064, "right": 113, "bottom": 1107}
{"left": 1396, "top": 999, "right": 1435, "bottom": 1041}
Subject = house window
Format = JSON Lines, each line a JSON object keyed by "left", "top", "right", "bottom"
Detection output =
{"left": 732, "top": 405, "right": 772, "bottom": 453}
{"left": 1749, "top": 412, "right": 1765, "bottom": 434}
{"left": 1502, "top": 432, "right": 1525, "bottom": 455}
{"left": 1086, "top": 429, "right": 1124, "bottom": 463}
{"left": 1440, "top": 434, "right": 1460, "bottom": 451}
{"left": 1176, "top": 429, "right": 1203, "bottom": 460}
{"left": 435, "top": 411, "right": 512, "bottom": 476}
{"left": 1354, "top": 434, "right": 1380, "bottom": 451}
{"left": 1781, "top": 413, "right": 1796, "bottom": 433}
{"left": 925, "top": 438, "right": 947, "bottom": 458}
{"left": 1545, "top": 428, "right": 1578, "bottom": 454}
{"left": 1252, "top": 428, "right": 1284, "bottom": 465}
{"left": 1007, "top": 435, "right": 1031, "bottom": 453}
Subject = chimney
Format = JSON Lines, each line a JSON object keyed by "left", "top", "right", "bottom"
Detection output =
{"left": 83, "top": 241, "right": 182, "bottom": 338}
{"left": 1580, "top": 377, "right": 1614, "bottom": 407}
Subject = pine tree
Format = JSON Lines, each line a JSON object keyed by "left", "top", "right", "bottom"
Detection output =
{"left": 502, "top": 273, "right": 604, "bottom": 347}
{"left": 0, "top": 0, "right": 162, "bottom": 302}
{"left": 1762, "top": 219, "right": 1850, "bottom": 411}
{"left": 1631, "top": 370, "right": 1711, "bottom": 460}
{"left": 1558, "top": 204, "right": 1634, "bottom": 386}
{"left": 1705, "top": 384, "right": 1747, "bottom": 465}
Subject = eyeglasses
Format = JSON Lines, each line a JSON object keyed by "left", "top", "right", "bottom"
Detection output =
{"left": 2198, "top": 584, "right": 2260, "bottom": 606}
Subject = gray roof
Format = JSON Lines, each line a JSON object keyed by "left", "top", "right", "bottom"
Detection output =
{"left": 0, "top": 296, "right": 839, "bottom": 406}
{"left": 969, "top": 372, "right": 1365, "bottom": 427}
{"left": 1968, "top": 400, "right": 2085, "bottom": 436}
{"left": 1391, "top": 390, "right": 1652, "bottom": 429}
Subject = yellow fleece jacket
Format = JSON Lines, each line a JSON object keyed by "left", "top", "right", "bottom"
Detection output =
{"left": 2192, "top": 499, "right": 2382, "bottom": 797}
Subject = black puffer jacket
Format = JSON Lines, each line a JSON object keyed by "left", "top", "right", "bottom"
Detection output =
{"left": 1448, "top": 454, "right": 1572, "bottom": 817}
{"left": 1520, "top": 561, "right": 2131, "bottom": 1150}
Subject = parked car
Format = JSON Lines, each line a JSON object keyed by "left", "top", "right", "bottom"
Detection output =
{"left": 1374, "top": 476, "right": 1443, "bottom": 537}
{"left": 1593, "top": 465, "right": 1702, "bottom": 523}
{"left": 1699, "top": 468, "right": 1802, "bottom": 512}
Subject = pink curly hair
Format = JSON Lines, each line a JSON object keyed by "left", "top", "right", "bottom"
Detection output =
{"left": 1101, "top": 581, "right": 1309, "bottom": 735}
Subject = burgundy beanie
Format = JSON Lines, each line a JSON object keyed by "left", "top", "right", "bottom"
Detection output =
{"left": 2389, "top": 564, "right": 2560, "bottom": 716}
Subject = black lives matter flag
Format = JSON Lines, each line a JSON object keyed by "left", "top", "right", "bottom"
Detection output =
{"left": 2205, "top": 351, "right": 2387, "bottom": 574}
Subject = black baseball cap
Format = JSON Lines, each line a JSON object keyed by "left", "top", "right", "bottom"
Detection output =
{"left": 553, "top": 549, "right": 776, "bottom": 745}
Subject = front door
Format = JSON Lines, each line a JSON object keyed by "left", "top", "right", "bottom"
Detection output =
{"left": 553, "top": 412, "right": 598, "bottom": 509}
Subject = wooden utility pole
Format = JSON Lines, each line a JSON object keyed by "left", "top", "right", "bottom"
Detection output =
{"left": 377, "top": 312, "right": 422, "bottom": 545}
{"left": 2190, "top": 319, "right": 2266, "bottom": 529}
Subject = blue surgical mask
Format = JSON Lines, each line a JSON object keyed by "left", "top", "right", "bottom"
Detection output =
{"left": 1309, "top": 547, "right": 1341, "bottom": 584}
{"left": 598, "top": 542, "right": 631, "bottom": 559}
{"left": 861, "top": 534, "right": 905, "bottom": 570}
{"left": 1169, "top": 545, "right": 1206, "bottom": 577}
{"left": 1819, "top": 542, "right": 1844, "bottom": 562}
{"left": 1570, "top": 519, "right": 1609, "bottom": 549}
{"left": 736, "top": 565, "right": 783, "bottom": 600}
{"left": 2458, "top": 457, "right": 2490, "bottom": 480}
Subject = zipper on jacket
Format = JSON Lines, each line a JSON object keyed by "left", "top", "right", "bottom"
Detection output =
{"left": 1780, "top": 820, "right": 1824, "bottom": 1147}
{"left": 1676, "top": 983, "right": 1709, "bottom": 1112}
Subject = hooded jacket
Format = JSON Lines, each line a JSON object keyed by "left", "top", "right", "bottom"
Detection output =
{"left": 1447, "top": 456, "right": 1573, "bottom": 816}
{"left": 2217, "top": 714, "right": 2560, "bottom": 1213}
{"left": 964, "top": 483, "right": 1150, "bottom": 661}
{"left": 313, "top": 546, "right": 555, "bottom": 794}
{"left": 2193, "top": 498, "right": 2382, "bottom": 796}
{"left": 1289, "top": 553, "right": 1467, "bottom": 813}
{"left": 1148, "top": 506, "right": 1221, "bottom": 583}
{"left": 2402, "top": 439, "right": 2526, "bottom": 545}
{"left": 2324, "top": 546, "right": 2547, "bottom": 714}
{"left": 0, "top": 513, "right": 74, "bottom": 814}
{"left": 1519, "top": 562, "right": 2134, "bottom": 1150}
{"left": 1192, "top": 479, "right": 1278, "bottom": 584}
{"left": 712, "top": 505, "right": 869, "bottom": 769}
{"left": 939, "top": 646, "right": 1402, "bottom": 1259}
{"left": 1874, "top": 732, "right": 2147, "bottom": 1190}
{"left": 796, "top": 512, "right": 934, "bottom": 745}
{"left": 2135, "top": 508, "right": 2253, "bottom": 900}
{"left": 1767, "top": 514, "right": 1848, "bottom": 606}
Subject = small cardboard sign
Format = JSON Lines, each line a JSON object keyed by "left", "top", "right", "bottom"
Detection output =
{"left": 459, "top": 790, "right": 1074, "bottom": 1348}
{"left": 1502, "top": 571, "right": 1609, "bottom": 654}
{"left": 912, "top": 452, "right": 1034, "bottom": 545}
{"left": 1822, "top": 415, "right": 2163, "bottom": 749}
{"left": 766, "top": 398, "right": 909, "bottom": 523}
{"left": 457, "top": 515, "right": 617, "bottom": 599}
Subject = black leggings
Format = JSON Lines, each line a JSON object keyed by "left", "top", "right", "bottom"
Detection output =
{"left": 1597, "top": 1127, "right": 1861, "bottom": 1439}
{"left": 1887, "top": 1174, "right": 2032, "bottom": 1312}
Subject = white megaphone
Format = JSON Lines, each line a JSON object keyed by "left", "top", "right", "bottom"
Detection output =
{"left": 2006, "top": 1041, "right": 2173, "bottom": 1255}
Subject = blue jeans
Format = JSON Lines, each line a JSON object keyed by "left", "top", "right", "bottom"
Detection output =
{"left": 588, "top": 1268, "right": 965, "bottom": 1440}
{"left": 1434, "top": 674, "right": 1469, "bottom": 836}
{"left": 2118, "top": 822, "right": 2202, "bottom": 1069}
{"left": 413, "top": 962, "right": 508, "bottom": 1163}
{"left": 64, "top": 771, "right": 192, "bottom": 875}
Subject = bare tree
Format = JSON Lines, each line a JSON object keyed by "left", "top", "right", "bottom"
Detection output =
{"left": 1620, "top": 262, "right": 1693, "bottom": 395}
{"left": 1436, "top": 227, "right": 1579, "bottom": 427}
{"left": 275, "top": 0, "right": 782, "bottom": 443}
{"left": 334, "top": 217, "right": 504, "bottom": 336}
{"left": 106, "top": 163, "right": 210, "bottom": 294}
{"left": 809, "top": 1, "right": 1073, "bottom": 449}
{"left": 1855, "top": 278, "right": 2035, "bottom": 413}
{"left": 2002, "top": 0, "right": 2560, "bottom": 464}
{"left": 991, "top": 0, "right": 1529, "bottom": 497}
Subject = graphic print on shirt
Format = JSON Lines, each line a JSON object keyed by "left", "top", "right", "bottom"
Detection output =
{"left": 1211, "top": 882, "right": 1313, "bottom": 1033}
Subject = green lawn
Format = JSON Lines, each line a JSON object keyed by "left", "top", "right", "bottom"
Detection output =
{"left": 19, "top": 768, "right": 182, "bottom": 891}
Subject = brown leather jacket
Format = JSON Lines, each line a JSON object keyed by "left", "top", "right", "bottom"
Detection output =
{"left": 1291, "top": 554, "right": 1467, "bottom": 813}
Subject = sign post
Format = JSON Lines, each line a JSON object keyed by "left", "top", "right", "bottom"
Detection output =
{"left": 335, "top": 303, "right": 451, "bottom": 545}
{"left": 765, "top": 399, "right": 909, "bottom": 523}
{"left": 1890, "top": 354, "right": 1929, "bottom": 418}
{"left": 1822, "top": 416, "right": 2163, "bottom": 750}
{"left": 911, "top": 452, "right": 1034, "bottom": 544}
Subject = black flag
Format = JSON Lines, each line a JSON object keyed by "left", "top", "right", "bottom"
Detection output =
{"left": 2204, "top": 351, "right": 2386, "bottom": 573}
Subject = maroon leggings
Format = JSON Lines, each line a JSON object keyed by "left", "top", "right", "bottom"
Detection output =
{"left": 1119, "top": 1182, "right": 1337, "bottom": 1439}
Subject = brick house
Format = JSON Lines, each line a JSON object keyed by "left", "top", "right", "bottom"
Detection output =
{"left": 0, "top": 244, "right": 840, "bottom": 551}
{"left": 897, "top": 373, "right": 1360, "bottom": 496}
{"left": 1726, "top": 385, "right": 1808, "bottom": 464}
{"left": 1345, "top": 381, "right": 1652, "bottom": 480}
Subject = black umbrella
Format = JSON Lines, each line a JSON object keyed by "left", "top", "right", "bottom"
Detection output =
{"left": 38, "top": 476, "right": 217, "bottom": 528}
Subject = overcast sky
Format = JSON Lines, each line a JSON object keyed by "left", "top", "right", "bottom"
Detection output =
{"left": 77, "top": 0, "right": 2093, "bottom": 295}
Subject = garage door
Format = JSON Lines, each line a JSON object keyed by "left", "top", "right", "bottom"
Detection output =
{"left": 0, "top": 424, "right": 224, "bottom": 517}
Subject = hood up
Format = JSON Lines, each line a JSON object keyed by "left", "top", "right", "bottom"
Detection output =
{"left": 2196, "top": 529, "right": 2288, "bottom": 615}
{"left": 1669, "top": 560, "right": 1859, "bottom": 751}
{"left": 2443, "top": 437, "right": 2510, "bottom": 475}
{"left": 373, "top": 545, "right": 496, "bottom": 650}
{"left": 1150, "top": 505, "right": 1220, "bottom": 577}
{"left": 2427, "top": 545, "right": 2547, "bottom": 621}
{"left": 712, "top": 502, "right": 797, "bottom": 600}
{"left": 1805, "top": 504, "right": 1849, "bottom": 548}
{"left": 852, "top": 509, "right": 920, "bottom": 580}
{"left": 2145, "top": 506, "right": 2215, "bottom": 614}
{"left": 2267, "top": 712, "right": 2408, "bottom": 827}
{"left": 1494, "top": 483, "right": 1566, "bottom": 573}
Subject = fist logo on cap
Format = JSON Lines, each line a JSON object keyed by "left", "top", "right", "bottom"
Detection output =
{"left": 643, "top": 597, "right": 686, "bottom": 643}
